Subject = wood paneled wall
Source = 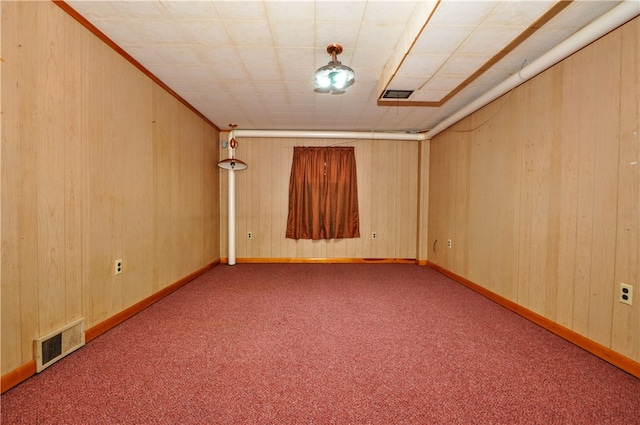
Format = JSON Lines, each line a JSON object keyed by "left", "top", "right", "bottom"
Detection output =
{"left": 428, "top": 17, "right": 640, "bottom": 363}
{"left": 1, "top": 2, "right": 219, "bottom": 375}
{"left": 219, "top": 137, "right": 420, "bottom": 260}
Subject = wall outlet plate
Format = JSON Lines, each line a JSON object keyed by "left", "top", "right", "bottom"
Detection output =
{"left": 620, "top": 283, "right": 633, "bottom": 305}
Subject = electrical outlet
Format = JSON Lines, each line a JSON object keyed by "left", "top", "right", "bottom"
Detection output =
{"left": 447, "top": 239, "right": 452, "bottom": 248}
{"left": 620, "top": 283, "right": 633, "bottom": 305}
{"left": 115, "top": 259, "right": 123, "bottom": 275}
{"left": 372, "top": 232, "right": 377, "bottom": 239}
{"left": 247, "top": 232, "right": 253, "bottom": 239}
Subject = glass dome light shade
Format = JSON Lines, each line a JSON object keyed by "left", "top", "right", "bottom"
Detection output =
{"left": 314, "top": 43, "right": 355, "bottom": 94}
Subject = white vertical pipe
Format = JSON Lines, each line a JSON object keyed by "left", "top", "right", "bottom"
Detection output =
{"left": 227, "top": 130, "right": 237, "bottom": 265}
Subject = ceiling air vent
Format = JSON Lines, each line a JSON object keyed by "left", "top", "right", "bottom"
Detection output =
{"left": 382, "top": 90, "right": 413, "bottom": 99}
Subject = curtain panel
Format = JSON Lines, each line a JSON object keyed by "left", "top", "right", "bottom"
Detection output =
{"left": 286, "top": 146, "right": 360, "bottom": 240}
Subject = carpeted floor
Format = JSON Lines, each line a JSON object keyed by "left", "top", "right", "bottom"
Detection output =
{"left": 2, "top": 264, "right": 639, "bottom": 424}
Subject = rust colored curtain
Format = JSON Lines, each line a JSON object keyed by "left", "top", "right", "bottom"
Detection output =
{"left": 286, "top": 146, "right": 360, "bottom": 240}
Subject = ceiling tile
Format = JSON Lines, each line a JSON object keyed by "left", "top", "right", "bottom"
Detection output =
{"left": 277, "top": 48, "right": 316, "bottom": 70}
{"left": 349, "top": 67, "right": 384, "bottom": 85}
{"left": 411, "top": 26, "right": 474, "bottom": 55}
{"left": 221, "top": 80, "right": 259, "bottom": 94}
{"left": 315, "top": 2, "right": 367, "bottom": 23}
{"left": 431, "top": 1, "right": 498, "bottom": 26}
{"left": 420, "top": 75, "right": 465, "bottom": 92}
{"left": 458, "top": 25, "right": 526, "bottom": 55}
{"left": 178, "top": 20, "right": 231, "bottom": 46}
{"left": 172, "top": 65, "right": 218, "bottom": 82}
{"left": 362, "top": 1, "right": 419, "bottom": 24}
{"left": 199, "top": 46, "right": 244, "bottom": 67}
{"left": 160, "top": 1, "right": 220, "bottom": 20}
{"left": 483, "top": 1, "right": 557, "bottom": 27}
{"left": 130, "top": 18, "right": 190, "bottom": 44}
{"left": 548, "top": 1, "right": 621, "bottom": 29}
{"left": 213, "top": 1, "right": 267, "bottom": 21}
{"left": 351, "top": 48, "right": 394, "bottom": 70}
{"left": 407, "top": 90, "right": 448, "bottom": 102}
{"left": 212, "top": 66, "right": 251, "bottom": 82}
{"left": 237, "top": 46, "right": 280, "bottom": 68}
{"left": 437, "top": 54, "right": 489, "bottom": 77}
{"left": 247, "top": 66, "right": 282, "bottom": 82}
{"left": 150, "top": 45, "right": 202, "bottom": 65}
{"left": 281, "top": 66, "right": 316, "bottom": 84}
{"left": 271, "top": 22, "right": 315, "bottom": 48}
{"left": 397, "top": 54, "right": 449, "bottom": 78}
{"left": 226, "top": 21, "right": 274, "bottom": 46}
{"left": 356, "top": 23, "right": 409, "bottom": 49}
{"left": 265, "top": 1, "right": 315, "bottom": 23}
{"left": 112, "top": 1, "right": 169, "bottom": 19}
{"left": 315, "top": 23, "right": 360, "bottom": 56}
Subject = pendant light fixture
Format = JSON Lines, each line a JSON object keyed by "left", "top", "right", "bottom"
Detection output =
{"left": 314, "top": 43, "right": 355, "bottom": 94}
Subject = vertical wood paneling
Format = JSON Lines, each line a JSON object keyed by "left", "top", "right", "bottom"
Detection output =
{"left": 612, "top": 18, "right": 640, "bottom": 361}
{"left": 586, "top": 33, "right": 620, "bottom": 346}
{"left": 355, "top": 140, "right": 371, "bottom": 259}
{"left": 202, "top": 124, "right": 218, "bottom": 263}
{"left": 84, "top": 35, "right": 118, "bottom": 326}
{"left": 119, "top": 61, "right": 153, "bottom": 306}
{"left": 220, "top": 137, "right": 418, "bottom": 260}
{"left": 515, "top": 84, "right": 535, "bottom": 310}
{"left": 556, "top": 61, "right": 580, "bottom": 330}
{"left": 257, "top": 140, "right": 273, "bottom": 255}
{"left": 428, "top": 17, "right": 640, "bottom": 363}
{"left": 152, "top": 86, "right": 215, "bottom": 288}
{"left": 378, "top": 140, "right": 392, "bottom": 255}
{"left": 516, "top": 71, "right": 561, "bottom": 318}
{"left": 416, "top": 141, "right": 430, "bottom": 262}
{"left": 15, "top": 2, "right": 41, "bottom": 363}
{"left": 36, "top": 0, "right": 67, "bottom": 334}
{"left": 428, "top": 131, "right": 469, "bottom": 271}
{"left": 2, "top": 2, "right": 219, "bottom": 376}
{"left": 1, "top": 0, "right": 23, "bottom": 371}
{"left": 571, "top": 46, "right": 597, "bottom": 337}
{"left": 542, "top": 73, "right": 562, "bottom": 322}
{"left": 63, "top": 12, "right": 83, "bottom": 324}
{"left": 465, "top": 93, "right": 519, "bottom": 299}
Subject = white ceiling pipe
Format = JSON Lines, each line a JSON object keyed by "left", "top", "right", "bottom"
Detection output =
{"left": 424, "top": 0, "right": 640, "bottom": 141}
{"left": 234, "top": 129, "right": 425, "bottom": 142}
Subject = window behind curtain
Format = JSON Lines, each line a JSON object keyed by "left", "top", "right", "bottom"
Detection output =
{"left": 286, "top": 146, "right": 360, "bottom": 240}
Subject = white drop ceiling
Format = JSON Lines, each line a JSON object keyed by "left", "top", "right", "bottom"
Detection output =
{"left": 64, "top": 0, "right": 625, "bottom": 133}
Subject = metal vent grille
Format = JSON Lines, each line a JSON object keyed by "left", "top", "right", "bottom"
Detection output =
{"left": 382, "top": 90, "right": 414, "bottom": 99}
{"left": 34, "top": 318, "right": 85, "bottom": 372}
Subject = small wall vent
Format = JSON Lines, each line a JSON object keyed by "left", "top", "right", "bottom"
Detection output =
{"left": 34, "top": 318, "right": 85, "bottom": 372}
